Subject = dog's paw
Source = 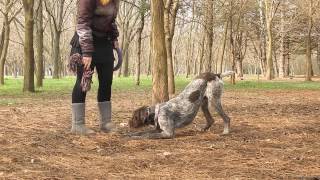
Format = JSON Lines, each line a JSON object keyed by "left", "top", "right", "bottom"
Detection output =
{"left": 222, "top": 130, "right": 230, "bottom": 135}
{"left": 196, "top": 125, "right": 210, "bottom": 132}
{"left": 222, "top": 128, "right": 230, "bottom": 135}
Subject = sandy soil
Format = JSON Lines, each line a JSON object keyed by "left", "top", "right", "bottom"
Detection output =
{"left": 0, "top": 89, "right": 320, "bottom": 179}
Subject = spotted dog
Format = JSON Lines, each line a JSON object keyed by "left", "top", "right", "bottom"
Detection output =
{"left": 128, "top": 71, "right": 235, "bottom": 139}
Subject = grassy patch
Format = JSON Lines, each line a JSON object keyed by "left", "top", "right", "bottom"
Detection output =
{"left": 224, "top": 80, "right": 320, "bottom": 90}
{"left": 0, "top": 76, "right": 319, "bottom": 98}
{"left": 0, "top": 98, "right": 19, "bottom": 106}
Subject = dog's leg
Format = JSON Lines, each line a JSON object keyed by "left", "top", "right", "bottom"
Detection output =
{"left": 127, "top": 128, "right": 161, "bottom": 137}
{"left": 214, "top": 98, "right": 230, "bottom": 134}
{"left": 199, "top": 97, "right": 214, "bottom": 131}
{"left": 130, "top": 129, "right": 174, "bottom": 139}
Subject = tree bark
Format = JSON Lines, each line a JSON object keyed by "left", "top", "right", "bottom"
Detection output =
{"left": 305, "top": 0, "right": 313, "bottom": 81}
{"left": 204, "top": 0, "right": 214, "bottom": 72}
{"left": 279, "top": 6, "right": 285, "bottom": 78}
{"left": 23, "top": 0, "right": 35, "bottom": 92}
{"left": 317, "top": 42, "right": 320, "bottom": 74}
{"left": 44, "top": 0, "right": 66, "bottom": 79}
{"left": 135, "top": 0, "right": 148, "bottom": 85}
{"left": 151, "top": 0, "right": 169, "bottom": 104}
{"left": 0, "top": 20, "right": 10, "bottom": 85}
{"left": 52, "top": 31, "right": 61, "bottom": 79}
{"left": 35, "top": 0, "right": 44, "bottom": 87}
{"left": 265, "top": 0, "right": 273, "bottom": 80}
{"left": 164, "top": 0, "right": 179, "bottom": 96}
{"left": 198, "top": 32, "right": 206, "bottom": 74}
{"left": 259, "top": 0, "right": 267, "bottom": 76}
{"left": 219, "top": 20, "right": 229, "bottom": 74}
{"left": 135, "top": 15, "right": 144, "bottom": 86}
{"left": 236, "top": 57, "right": 243, "bottom": 78}
{"left": 147, "top": 33, "right": 152, "bottom": 76}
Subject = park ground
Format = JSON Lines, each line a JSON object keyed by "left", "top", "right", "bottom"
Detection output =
{"left": 0, "top": 76, "right": 320, "bottom": 179}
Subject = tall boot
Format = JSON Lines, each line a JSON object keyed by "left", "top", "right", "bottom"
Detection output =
{"left": 71, "top": 103, "right": 95, "bottom": 135}
{"left": 98, "top": 101, "right": 115, "bottom": 133}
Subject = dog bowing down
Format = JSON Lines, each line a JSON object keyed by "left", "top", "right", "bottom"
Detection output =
{"left": 128, "top": 71, "right": 235, "bottom": 139}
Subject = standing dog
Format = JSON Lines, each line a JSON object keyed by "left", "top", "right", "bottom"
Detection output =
{"left": 128, "top": 71, "right": 235, "bottom": 139}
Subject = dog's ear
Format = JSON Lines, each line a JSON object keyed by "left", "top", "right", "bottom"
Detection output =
{"left": 129, "top": 106, "right": 147, "bottom": 128}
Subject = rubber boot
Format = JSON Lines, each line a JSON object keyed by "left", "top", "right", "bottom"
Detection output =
{"left": 98, "top": 101, "right": 115, "bottom": 133}
{"left": 71, "top": 103, "right": 95, "bottom": 135}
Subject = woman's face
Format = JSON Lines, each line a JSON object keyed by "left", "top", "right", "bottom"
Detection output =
{"left": 100, "top": 0, "right": 111, "bottom": 6}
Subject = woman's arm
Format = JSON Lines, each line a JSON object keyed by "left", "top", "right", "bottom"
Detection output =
{"left": 112, "top": 0, "right": 120, "bottom": 48}
{"left": 111, "top": 19, "right": 119, "bottom": 47}
{"left": 77, "top": 0, "right": 95, "bottom": 57}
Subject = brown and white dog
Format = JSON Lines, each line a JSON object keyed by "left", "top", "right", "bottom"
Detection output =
{"left": 128, "top": 71, "right": 235, "bottom": 139}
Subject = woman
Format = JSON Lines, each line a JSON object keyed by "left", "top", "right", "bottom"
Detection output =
{"left": 70, "top": 0, "right": 120, "bottom": 135}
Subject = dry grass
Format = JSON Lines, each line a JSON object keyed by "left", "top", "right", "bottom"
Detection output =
{"left": 0, "top": 85, "right": 320, "bottom": 179}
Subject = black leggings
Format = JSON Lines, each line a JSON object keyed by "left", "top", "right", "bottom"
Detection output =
{"left": 71, "top": 35, "right": 114, "bottom": 103}
{"left": 72, "top": 62, "right": 114, "bottom": 103}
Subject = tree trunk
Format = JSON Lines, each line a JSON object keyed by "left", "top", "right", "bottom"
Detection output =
{"left": 165, "top": 29, "right": 175, "bottom": 95}
{"left": 135, "top": 15, "right": 144, "bottom": 86}
{"left": 0, "top": 20, "right": 10, "bottom": 85}
{"left": 147, "top": 32, "right": 153, "bottom": 76}
{"left": 23, "top": 0, "right": 35, "bottom": 92}
{"left": 236, "top": 58, "right": 243, "bottom": 78}
{"left": 122, "top": 46, "right": 129, "bottom": 77}
{"left": 164, "top": 0, "right": 179, "bottom": 96}
{"left": 317, "top": 42, "right": 320, "bottom": 74}
{"left": 52, "top": 31, "right": 61, "bottom": 79}
{"left": 204, "top": 0, "right": 214, "bottom": 72}
{"left": 259, "top": 0, "right": 267, "bottom": 76}
{"left": 265, "top": 0, "right": 274, "bottom": 80}
{"left": 279, "top": 7, "right": 285, "bottom": 78}
{"left": 219, "top": 20, "right": 229, "bottom": 73}
{"left": 273, "top": 45, "right": 279, "bottom": 77}
{"left": 120, "top": 31, "right": 130, "bottom": 77}
{"left": 35, "top": 0, "right": 44, "bottom": 87}
{"left": 198, "top": 32, "right": 205, "bottom": 74}
{"left": 305, "top": 0, "right": 313, "bottom": 81}
{"left": 186, "top": 27, "right": 193, "bottom": 78}
{"left": 151, "top": 0, "right": 169, "bottom": 104}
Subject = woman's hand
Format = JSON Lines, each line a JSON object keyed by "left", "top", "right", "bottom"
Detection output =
{"left": 82, "top": 56, "right": 92, "bottom": 70}
{"left": 114, "top": 41, "right": 119, "bottom": 49}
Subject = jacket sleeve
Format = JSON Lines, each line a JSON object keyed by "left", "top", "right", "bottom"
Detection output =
{"left": 110, "top": 18, "right": 119, "bottom": 42}
{"left": 111, "top": 0, "right": 120, "bottom": 42}
{"left": 76, "top": 0, "right": 95, "bottom": 57}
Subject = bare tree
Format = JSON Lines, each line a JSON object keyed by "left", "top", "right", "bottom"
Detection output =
{"left": 35, "top": 0, "right": 44, "bottom": 87}
{"left": 305, "top": 0, "right": 316, "bottom": 81}
{"left": 151, "top": 0, "right": 169, "bottom": 104}
{"left": 0, "top": 0, "right": 22, "bottom": 85}
{"left": 22, "top": 0, "right": 35, "bottom": 92}
{"left": 44, "top": 0, "right": 74, "bottom": 79}
{"left": 164, "top": 0, "right": 179, "bottom": 96}
{"left": 264, "top": 0, "right": 280, "bottom": 80}
{"left": 135, "top": 0, "right": 149, "bottom": 85}
{"left": 204, "top": 0, "right": 214, "bottom": 72}
{"left": 118, "top": 1, "right": 140, "bottom": 77}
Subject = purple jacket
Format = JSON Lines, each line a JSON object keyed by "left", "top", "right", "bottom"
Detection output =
{"left": 77, "top": 0, "right": 120, "bottom": 57}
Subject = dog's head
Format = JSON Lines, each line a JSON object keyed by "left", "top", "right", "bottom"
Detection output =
{"left": 129, "top": 106, "right": 155, "bottom": 128}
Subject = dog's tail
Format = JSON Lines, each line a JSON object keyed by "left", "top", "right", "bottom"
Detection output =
{"left": 220, "top": 71, "right": 235, "bottom": 78}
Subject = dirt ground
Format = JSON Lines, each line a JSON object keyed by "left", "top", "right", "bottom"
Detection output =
{"left": 0, "top": 88, "right": 320, "bottom": 179}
